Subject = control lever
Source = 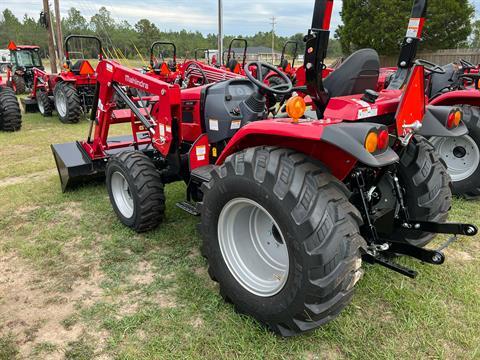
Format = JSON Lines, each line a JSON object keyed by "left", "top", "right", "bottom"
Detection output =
{"left": 401, "top": 121, "right": 422, "bottom": 146}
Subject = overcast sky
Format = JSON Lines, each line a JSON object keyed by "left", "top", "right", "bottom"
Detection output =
{"left": 2, "top": 0, "right": 479, "bottom": 36}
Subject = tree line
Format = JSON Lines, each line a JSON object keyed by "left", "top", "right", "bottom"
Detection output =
{"left": 0, "top": 0, "right": 478, "bottom": 63}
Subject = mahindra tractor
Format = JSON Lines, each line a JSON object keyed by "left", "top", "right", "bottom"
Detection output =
{"left": 365, "top": 15, "right": 480, "bottom": 198}
{"left": 51, "top": 0, "right": 477, "bottom": 336}
{"left": 6, "top": 41, "right": 44, "bottom": 94}
{"left": 144, "top": 41, "right": 181, "bottom": 84}
{"left": 0, "top": 76, "right": 22, "bottom": 131}
{"left": 25, "top": 35, "right": 103, "bottom": 124}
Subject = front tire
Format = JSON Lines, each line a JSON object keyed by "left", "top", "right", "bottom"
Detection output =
{"left": 430, "top": 105, "right": 480, "bottom": 198}
{"left": 201, "top": 147, "right": 366, "bottom": 336}
{"left": 393, "top": 136, "right": 452, "bottom": 247}
{"left": 54, "top": 82, "right": 82, "bottom": 124}
{"left": 0, "top": 87, "right": 22, "bottom": 132}
{"left": 11, "top": 75, "right": 26, "bottom": 94}
{"left": 37, "top": 90, "right": 52, "bottom": 116}
{"left": 106, "top": 151, "right": 165, "bottom": 233}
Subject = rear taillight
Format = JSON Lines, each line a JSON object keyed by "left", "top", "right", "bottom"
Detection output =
{"left": 365, "top": 132, "right": 378, "bottom": 153}
{"left": 447, "top": 109, "right": 462, "bottom": 129}
{"left": 377, "top": 130, "right": 390, "bottom": 150}
{"left": 365, "top": 128, "right": 390, "bottom": 154}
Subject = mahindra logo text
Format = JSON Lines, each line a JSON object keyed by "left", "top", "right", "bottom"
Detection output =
{"left": 125, "top": 75, "right": 149, "bottom": 90}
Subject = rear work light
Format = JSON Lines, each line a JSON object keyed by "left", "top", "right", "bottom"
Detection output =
{"left": 447, "top": 109, "right": 463, "bottom": 129}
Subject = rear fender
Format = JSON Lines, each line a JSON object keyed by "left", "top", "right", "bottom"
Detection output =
{"left": 419, "top": 105, "right": 468, "bottom": 137}
{"left": 216, "top": 121, "right": 399, "bottom": 180}
{"left": 429, "top": 90, "right": 480, "bottom": 107}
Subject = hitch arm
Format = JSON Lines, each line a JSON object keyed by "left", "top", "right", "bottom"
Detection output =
{"left": 398, "top": 221, "right": 478, "bottom": 236}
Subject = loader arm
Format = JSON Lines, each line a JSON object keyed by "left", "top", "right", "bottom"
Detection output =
{"left": 387, "top": 0, "right": 428, "bottom": 90}
{"left": 89, "top": 60, "right": 181, "bottom": 159}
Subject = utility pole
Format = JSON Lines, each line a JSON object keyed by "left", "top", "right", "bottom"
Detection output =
{"left": 270, "top": 16, "right": 277, "bottom": 64}
{"left": 218, "top": 0, "right": 224, "bottom": 65}
{"left": 42, "top": 0, "right": 58, "bottom": 73}
{"left": 54, "top": 0, "right": 64, "bottom": 61}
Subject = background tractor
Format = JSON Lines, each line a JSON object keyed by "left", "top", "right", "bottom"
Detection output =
{"left": 51, "top": 0, "right": 476, "bottom": 337}
{"left": 5, "top": 41, "right": 43, "bottom": 95}
{"left": 26, "top": 35, "right": 104, "bottom": 124}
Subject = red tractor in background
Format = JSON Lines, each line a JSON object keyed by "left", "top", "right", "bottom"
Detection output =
{"left": 0, "top": 76, "right": 22, "bottom": 131}
{"left": 145, "top": 41, "right": 182, "bottom": 84}
{"left": 51, "top": 0, "right": 477, "bottom": 337}
{"left": 5, "top": 41, "right": 44, "bottom": 94}
{"left": 25, "top": 35, "right": 103, "bottom": 124}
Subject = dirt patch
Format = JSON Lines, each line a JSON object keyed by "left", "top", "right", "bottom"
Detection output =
{"left": 61, "top": 201, "right": 85, "bottom": 221}
{"left": 129, "top": 261, "right": 156, "bottom": 286}
{"left": 0, "top": 253, "right": 105, "bottom": 359}
{"left": 447, "top": 249, "right": 476, "bottom": 262}
{"left": 0, "top": 169, "right": 56, "bottom": 188}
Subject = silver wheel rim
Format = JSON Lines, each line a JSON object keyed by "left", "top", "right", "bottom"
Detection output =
{"left": 111, "top": 172, "right": 134, "bottom": 219}
{"left": 430, "top": 135, "right": 480, "bottom": 182}
{"left": 37, "top": 94, "right": 45, "bottom": 114}
{"left": 218, "top": 198, "right": 289, "bottom": 297}
{"left": 56, "top": 89, "right": 67, "bottom": 117}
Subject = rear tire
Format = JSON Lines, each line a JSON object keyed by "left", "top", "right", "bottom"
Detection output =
{"left": 392, "top": 136, "right": 452, "bottom": 247}
{"left": 0, "top": 87, "right": 22, "bottom": 132}
{"left": 37, "top": 90, "right": 52, "bottom": 117}
{"left": 12, "top": 75, "right": 26, "bottom": 94}
{"left": 54, "top": 82, "right": 82, "bottom": 124}
{"left": 106, "top": 151, "right": 166, "bottom": 233}
{"left": 430, "top": 105, "right": 480, "bottom": 198}
{"left": 201, "top": 147, "right": 366, "bottom": 336}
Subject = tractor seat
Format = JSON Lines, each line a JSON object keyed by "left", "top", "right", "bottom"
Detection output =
{"left": 324, "top": 48, "right": 380, "bottom": 98}
{"left": 226, "top": 59, "right": 239, "bottom": 72}
{"left": 429, "top": 63, "right": 459, "bottom": 98}
{"left": 168, "top": 60, "right": 176, "bottom": 72}
{"left": 70, "top": 60, "right": 86, "bottom": 75}
{"left": 280, "top": 59, "right": 289, "bottom": 71}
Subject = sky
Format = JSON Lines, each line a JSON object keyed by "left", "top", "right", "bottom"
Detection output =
{"left": 1, "top": 0, "right": 479, "bottom": 36}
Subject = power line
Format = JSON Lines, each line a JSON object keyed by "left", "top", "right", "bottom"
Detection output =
{"left": 270, "top": 16, "right": 276, "bottom": 63}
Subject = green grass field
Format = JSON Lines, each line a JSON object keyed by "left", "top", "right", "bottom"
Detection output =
{"left": 0, "top": 112, "right": 479, "bottom": 360}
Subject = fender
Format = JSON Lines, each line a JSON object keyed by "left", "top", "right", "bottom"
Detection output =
{"left": 418, "top": 105, "right": 468, "bottom": 137}
{"left": 429, "top": 89, "right": 480, "bottom": 107}
{"left": 216, "top": 120, "right": 399, "bottom": 180}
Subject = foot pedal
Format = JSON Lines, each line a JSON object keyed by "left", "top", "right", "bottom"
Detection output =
{"left": 176, "top": 201, "right": 200, "bottom": 216}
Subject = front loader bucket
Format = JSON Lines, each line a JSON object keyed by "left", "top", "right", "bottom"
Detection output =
{"left": 21, "top": 97, "right": 38, "bottom": 113}
{"left": 51, "top": 142, "right": 105, "bottom": 192}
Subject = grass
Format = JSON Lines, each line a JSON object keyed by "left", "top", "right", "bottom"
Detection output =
{"left": 0, "top": 112, "right": 479, "bottom": 359}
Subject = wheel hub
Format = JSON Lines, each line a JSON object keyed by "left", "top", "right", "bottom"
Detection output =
{"left": 218, "top": 198, "right": 289, "bottom": 297}
{"left": 430, "top": 135, "right": 480, "bottom": 182}
{"left": 111, "top": 172, "right": 134, "bottom": 218}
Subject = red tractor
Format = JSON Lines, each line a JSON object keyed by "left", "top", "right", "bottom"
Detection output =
{"left": 5, "top": 41, "right": 44, "bottom": 95}
{"left": 145, "top": 41, "right": 182, "bottom": 84}
{"left": 0, "top": 76, "right": 22, "bottom": 131}
{"left": 52, "top": 0, "right": 476, "bottom": 337}
{"left": 26, "top": 35, "right": 103, "bottom": 124}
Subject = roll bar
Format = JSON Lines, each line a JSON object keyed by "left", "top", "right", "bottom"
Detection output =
{"left": 279, "top": 40, "right": 299, "bottom": 68}
{"left": 150, "top": 41, "right": 177, "bottom": 68}
{"left": 194, "top": 48, "right": 210, "bottom": 65}
{"left": 227, "top": 38, "right": 248, "bottom": 68}
{"left": 64, "top": 35, "right": 104, "bottom": 61}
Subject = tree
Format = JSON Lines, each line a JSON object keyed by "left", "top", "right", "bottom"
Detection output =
{"left": 336, "top": 0, "right": 474, "bottom": 56}
{"left": 63, "top": 8, "right": 88, "bottom": 35}
{"left": 472, "top": 20, "right": 480, "bottom": 48}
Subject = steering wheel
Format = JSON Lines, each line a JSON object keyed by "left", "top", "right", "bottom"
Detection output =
{"left": 184, "top": 62, "right": 209, "bottom": 87}
{"left": 415, "top": 59, "right": 446, "bottom": 74}
{"left": 460, "top": 58, "right": 475, "bottom": 70}
{"left": 244, "top": 61, "right": 293, "bottom": 95}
